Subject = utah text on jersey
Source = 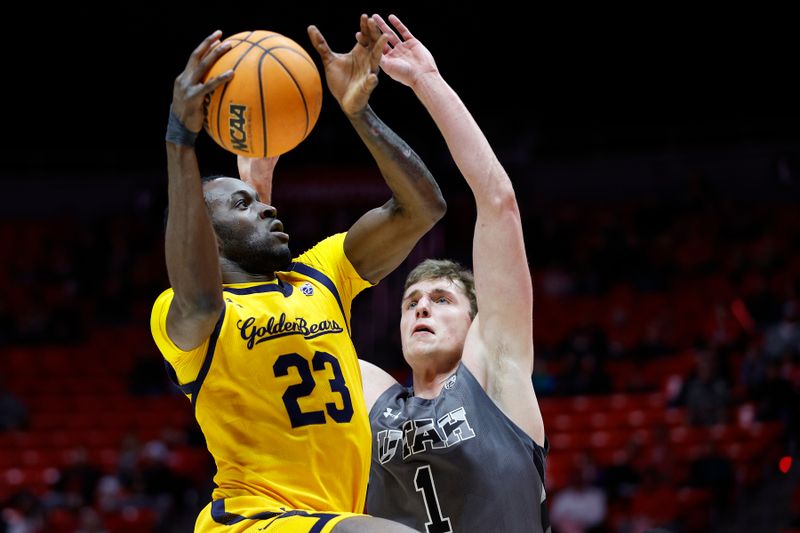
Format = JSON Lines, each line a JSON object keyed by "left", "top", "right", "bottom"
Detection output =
{"left": 377, "top": 407, "right": 476, "bottom": 463}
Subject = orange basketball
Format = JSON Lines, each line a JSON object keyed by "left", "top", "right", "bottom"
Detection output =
{"left": 202, "top": 30, "right": 322, "bottom": 158}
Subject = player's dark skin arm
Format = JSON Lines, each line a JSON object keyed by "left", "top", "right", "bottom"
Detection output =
{"left": 343, "top": 106, "right": 445, "bottom": 283}
{"left": 164, "top": 31, "right": 233, "bottom": 351}
{"left": 308, "top": 16, "right": 445, "bottom": 285}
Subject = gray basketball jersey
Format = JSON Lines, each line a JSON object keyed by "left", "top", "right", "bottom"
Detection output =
{"left": 367, "top": 363, "right": 550, "bottom": 533}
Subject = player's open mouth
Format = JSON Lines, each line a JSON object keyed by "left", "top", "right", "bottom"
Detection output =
{"left": 413, "top": 325, "right": 434, "bottom": 335}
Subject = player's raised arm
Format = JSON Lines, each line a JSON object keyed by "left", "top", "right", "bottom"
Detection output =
{"left": 308, "top": 15, "right": 446, "bottom": 284}
{"left": 374, "top": 14, "right": 543, "bottom": 445}
{"left": 164, "top": 31, "right": 232, "bottom": 350}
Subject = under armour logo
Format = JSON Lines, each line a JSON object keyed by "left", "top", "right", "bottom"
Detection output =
{"left": 444, "top": 374, "right": 457, "bottom": 390}
{"left": 301, "top": 283, "right": 314, "bottom": 296}
{"left": 383, "top": 408, "right": 400, "bottom": 420}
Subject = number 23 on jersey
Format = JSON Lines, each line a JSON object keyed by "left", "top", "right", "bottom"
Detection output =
{"left": 273, "top": 350, "right": 354, "bottom": 428}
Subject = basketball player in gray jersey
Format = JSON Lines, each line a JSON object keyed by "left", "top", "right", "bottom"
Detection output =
{"left": 357, "top": 14, "right": 550, "bottom": 533}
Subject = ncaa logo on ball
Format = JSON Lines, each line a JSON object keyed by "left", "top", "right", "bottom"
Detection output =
{"left": 229, "top": 104, "right": 249, "bottom": 152}
{"left": 201, "top": 30, "right": 322, "bottom": 158}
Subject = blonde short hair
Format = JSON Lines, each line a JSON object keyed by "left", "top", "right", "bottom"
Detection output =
{"left": 404, "top": 259, "right": 477, "bottom": 319}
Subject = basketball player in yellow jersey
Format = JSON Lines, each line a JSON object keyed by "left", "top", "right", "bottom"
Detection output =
{"left": 152, "top": 15, "right": 444, "bottom": 533}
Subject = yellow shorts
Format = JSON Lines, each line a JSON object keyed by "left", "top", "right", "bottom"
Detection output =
{"left": 194, "top": 496, "right": 365, "bottom": 533}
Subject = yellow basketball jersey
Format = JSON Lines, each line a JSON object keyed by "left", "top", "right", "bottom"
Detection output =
{"left": 150, "top": 233, "right": 372, "bottom": 514}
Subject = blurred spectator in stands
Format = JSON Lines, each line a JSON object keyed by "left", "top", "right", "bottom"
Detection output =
{"left": 14, "top": 292, "right": 49, "bottom": 345}
{"left": 644, "top": 424, "right": 679, "bottom": 485}
{"left": 0, "top": 489, "right": 45, "bottom": 533}
{"left": 623, "top": 364, "right": 654, "bottom": 394}
{"left": 562, "top": 353, "right": 613, "bottom": 396}
{"left": 115, "top": 431, "right": 141, "bottom": 491}
{"left": 704, "top": 300, "right": 747, "bottom": 353}
{"left": 763, "top": 298, "right": 800, "bottom": 361}
{"left": 598, "top": 440, "right": 643, "bottom": 505}
{"left": 74, "top": 506, "right": 108, "bottom": 533}
{"left": 158, "top": 423, "right": 188, "bottom": 450}
{"left": 532, "top": 359, "right": 558, "bottom": 397}
{"left": 139, "top": 440, "right": 174, "bottom": 507}
{"left": 739, "top": 339, "right": 767, "bottom": 398}
{"left": 96, "top": 473, "right": 124, "bottom": 513}
{"left": 137, "top": 439, "right": 194, "bottom": 528}
{"left": 625, "top": 317, "right": 675, "bottom": 393}
{"left": 47, "top": 446, "right": 103, "bottom": 510}
{"left": 540, "top": 265, "right": 576, "bottom": 297}
{"left": 687, "top": 440, "right": 736, "bottom": 526}
{"left": 556, "top": 320, "right": 613, "bottom": 395}
{"left": 672, "top": 349, "right": 730, "bottom": 426}
{"left": 98, "top": 433, "right": 155, "bottom": 514}
{"left": 605, "top": 301, "right": 632, "bottom": 359}
{"left": 740, "top": 273, "right": 783, "bottom": 328}
{"left": 44, "top": 280, "right": 85, "bottom": 344}
{"left": 0, "top": 376, "right": 28, "bottom": 431}
{"left": 633, "top": 317, "right": 674, "bottom": 360}
{"left": 751, "top": 359, "right": 797, "bottom": 423}
{"left": 560, "top": 320, "right": 610, "bottom": 363}
{"left": 751, "top": 357, "right": 799, "bottom": 449}
{"left": 95, "top": 218, "right": 138, "bottom": 326}
{"left": 620, "top": 468, "right": 679, "bottom": 533}
{"left": 550, "top": 457, "right": 608, "bottom": 533}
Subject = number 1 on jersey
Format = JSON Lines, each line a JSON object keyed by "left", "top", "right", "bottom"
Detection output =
{"left": 414, "top": 465, "right": 452, "bottom": 533}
